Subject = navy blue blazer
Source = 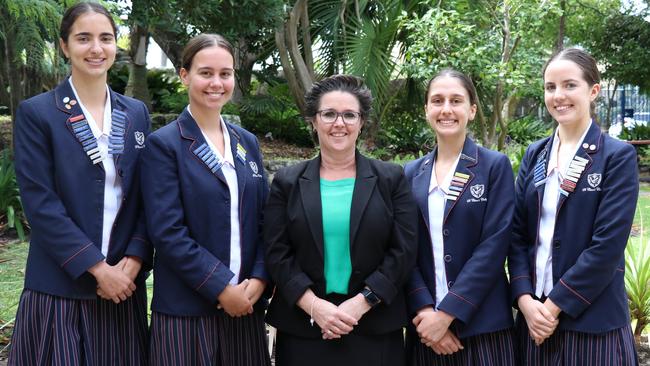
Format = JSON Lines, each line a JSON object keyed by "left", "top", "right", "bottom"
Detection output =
{"left": 141, "top": 109, "right": 269, "bottom": 316}
{"left": 404, "top": 137, "right": 515, "bottom": 338}
{"left": 509, "top": 122, "right": 638, "bottom": 333}
{"left": 14, "top": 78, "right": 152, "bottom": 299}
{"left": 265, "top": 152, "right": 417, "bottom": 337}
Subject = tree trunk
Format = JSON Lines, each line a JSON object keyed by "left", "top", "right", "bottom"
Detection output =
{"left": 275, "top": 24, "right": 307, "bottom": 114}
{"left": 125, "top": 24, "right": 152, "bottom": 110}
{"left": 6, "top": 30, "right": 22, "bottom": 125}
{"left": 604, "top": 80, "right": 618, "bottom": 131}
{"left": 232, "top": 39, "right": 257, "bottom": 104}
{"left": 0, "top": 37, "right": 11, "bottom": 112}
{"left": 275, "top": 0, "right": 315, "bottom": 116}
{"left": 150, "top": 30, "right": 184, "bottom": 72}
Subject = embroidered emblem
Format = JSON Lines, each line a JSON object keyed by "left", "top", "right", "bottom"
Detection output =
{"left": 249, "top": 161, "right": 258, "bottom": 174}
{"left": 134, "top": 131, "right": 145, "bottom": 148}
{"left": 470, "top": 184, "right": 484, "bottom": 199}
{"left": 587, "top": 173, "right": 601, "bottom": 188}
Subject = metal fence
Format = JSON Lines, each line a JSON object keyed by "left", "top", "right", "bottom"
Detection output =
{"left": 598, "top": 85, "right": 650, "bottom": 126}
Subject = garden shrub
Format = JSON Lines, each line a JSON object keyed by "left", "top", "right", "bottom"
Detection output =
{"left": 0, "top": 150, "right": 27, "bottom": 240}
{"left": 506, "top": 116, "right": 552, "bottom": 145}
{"left": 240, "top": 84, "right": 313, "bottom": 147}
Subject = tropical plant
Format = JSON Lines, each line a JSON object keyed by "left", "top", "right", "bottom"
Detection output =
{"left": 0, "top": 0, "right": 63, "bottom": 122}
{"left": 506, "top": 116, "right": 552, "bottom": 145}
{"left": 240, "top": 84, "right": 313, "bottom": 147}
{"left": 0, "top": 150, "right": 26, "bottom": 240}
{"left": 625, "top": 225, "right": 650, "bottom": 345}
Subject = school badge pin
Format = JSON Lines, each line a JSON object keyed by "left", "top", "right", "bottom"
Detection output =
{"left": 470, "top": 184, "right": 484, "bottom": 199}
{"left": 134, "top": 131, "right": 145, "bottom": 148}
{"left": 587, "top": 173, "right": 601, "bottom": 188}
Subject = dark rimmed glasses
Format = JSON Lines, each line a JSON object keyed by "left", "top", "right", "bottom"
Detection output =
{"left": 316, "top": 109, "right": 362, "bottom": 125}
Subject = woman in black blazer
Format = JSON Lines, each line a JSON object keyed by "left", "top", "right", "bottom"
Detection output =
{"left": 265, "top": 75, "right": 417, "bottom": 366}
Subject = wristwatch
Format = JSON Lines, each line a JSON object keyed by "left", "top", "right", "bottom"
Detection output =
{"left": 360, "top": 287, "right": 381, "bottom": 308}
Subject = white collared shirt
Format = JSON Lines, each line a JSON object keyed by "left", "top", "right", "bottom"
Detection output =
{"left": 427, "top": 153, "right": 461, "bottom": 307}
{"left": 188, "top": 106, "right": 241, "bottom": 285}
{"left": 535, "top": 122, "right": 592, "bottom": 297}
{"left": 69, "top": 78, "right": 122, "bottom": 257}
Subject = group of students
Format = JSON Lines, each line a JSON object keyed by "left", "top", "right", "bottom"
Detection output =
{"left": 7, "top": 2, "right": 639, "bottom": 366}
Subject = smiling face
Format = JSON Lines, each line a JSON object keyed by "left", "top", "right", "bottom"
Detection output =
{"left": 180, "top": 45, "right": 235, "bottom": 114}
{"left": 543, "top": 59, "right": 600, "bottom": 127}
{"left": 312, "top": 91, "right": 363, "bottom": 156}
{"left": 59, "top": 12, "right": 116, "bottom": 82}
{"left": 425, "top": 75, "right": 477, "bottom": 140}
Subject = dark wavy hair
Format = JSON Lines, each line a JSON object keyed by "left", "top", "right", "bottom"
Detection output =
{"left": 304, "top": 75, "right": 373, "bottom": 121}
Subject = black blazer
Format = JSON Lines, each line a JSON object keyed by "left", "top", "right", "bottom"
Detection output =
{"left": 264, "top": 151, "right": 417, "bottom": 337}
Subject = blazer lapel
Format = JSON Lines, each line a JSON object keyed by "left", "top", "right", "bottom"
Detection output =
{"left": 109, "top": 89, "right": 131, "bottom": 168}
{"left": 556, "top": 122, "right": 601, "bottom": 209}
{"left": 227, "top": 124, "right": 248, "bottom": 205}
{"left": 349, "top": 152, "right": 377, "bottom": 245}
{"left": 178, "top": 109, "right": 228, "bottom": 185}
{"left": 412, "top": 150, "right": 435, "bottom": 227}
{"left": 534, "top": 136, "right": 554, "bottom": 203}
{"left": 56, "top": 78, "right": 107, "bottom": 169}
{"left": 443, "top": 137, "right": 478, "bottom": 223}
{"left": 299, "top": 157, "right": 325, "bottom": 259}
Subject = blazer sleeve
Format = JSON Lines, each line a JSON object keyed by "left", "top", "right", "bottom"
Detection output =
{"left": 123, "top": 103, "right": 153, "bottom": 269}
{"left": 364, "top": 167, "right": 418, "bottom": 305}
{"left": 548, "top": 143, "right": 638, "bottom": 318}
{"left": 141, "top": 132, "right": 234, "bottom": 303}
{"left": 249, "top": 137, "right": 271, "bottom": 283}
{"left": 406, "top": 265, "right": 435, "bottom": 313}
{"left": 437, "top": 155, "right": 515, "bottom": 324}
{"left": 402, "top": 161, "right": 435, "bottom": 312}
{"left": 14, "top": 99, "right": 104, "bottom": 279}
{"left": 264, "top": 168, "right": 314, "bottom": 305}
{"left": 508, "top": 145, "right": 536, "bottom": 303}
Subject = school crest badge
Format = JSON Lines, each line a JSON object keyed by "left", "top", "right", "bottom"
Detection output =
{"left": 587, "top": 173, "right": 601, "bottom": 188}
{"left": 470, "top": 184, "right": 484, "bottom": 199}
{"left": 249, "top": 161, "right": 259, "bottom": 174}
{"left": 134, "top": 131, "right": 145, "bottom": 148}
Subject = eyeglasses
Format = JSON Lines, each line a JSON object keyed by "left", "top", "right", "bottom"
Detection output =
{"left": 317, "top": 109, "right": 362, "bottom": 125}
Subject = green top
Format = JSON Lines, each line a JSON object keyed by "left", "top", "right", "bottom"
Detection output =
{"left": 320, "top": 178, "right": 355, "bottom": 295}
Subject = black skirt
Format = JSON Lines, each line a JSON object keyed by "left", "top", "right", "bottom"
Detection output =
{"left": 275, "top": 329, "right": 405, "bottom": 366}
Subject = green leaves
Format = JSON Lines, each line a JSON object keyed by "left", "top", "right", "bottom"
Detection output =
{"left": 0, "top": 150, "right": 27, "bottom": 241}
{"left": 625, "top": 225, "right": 650, "bottom": 342}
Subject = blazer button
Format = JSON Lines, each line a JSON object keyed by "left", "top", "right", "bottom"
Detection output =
{"left": 443, "top": 229, "right": 450, "bottom": 236}
{"left": 118, "top": 169, "right": 124, "bottom": 177}
{"left": 444, "top": 254, "right": 452, "bottom": 263}
{"left": 447, "top": 281, "right": 454, "bottom": 288}
{"left": 553, "top": 240, "right": 561, "bottom": 249}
